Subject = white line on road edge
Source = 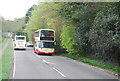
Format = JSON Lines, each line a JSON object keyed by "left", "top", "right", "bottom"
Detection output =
{"left": 13, "top": 50, "right": 16, "bottom": 79}
{"left": 53, "top": 67, "right": 66, "bottom": 78}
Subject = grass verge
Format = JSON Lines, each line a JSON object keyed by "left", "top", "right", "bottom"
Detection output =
{"left": 0, "top": 38, "right": 8, "bottom": 49}
{"left": 60, "top": 54, "right": 120, "bottom": 73}
{"left": 0, "top": 39, "right": 13, "bottom": 80}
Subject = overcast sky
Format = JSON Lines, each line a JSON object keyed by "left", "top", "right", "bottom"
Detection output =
{"left": 0, "top": 0, "right": 119, "bottom": 20}
{"left": 0, "top": 0, "right": 38, "bottom": 20}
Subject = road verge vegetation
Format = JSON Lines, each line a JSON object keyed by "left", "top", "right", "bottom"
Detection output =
{"left": 0, "top": 38, "right": 8, "bottom": 49}
{"left": 0, "top": 39, "right": 13, "bottom": 80}
{"left": 60, "top": 54, "right": 120, "bottom": 74}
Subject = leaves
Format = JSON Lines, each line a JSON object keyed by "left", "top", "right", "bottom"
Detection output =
{"left": 24, "top": 2, "right": 120, "bottom": 63}
{"left": 2, "top": 17, "right": 25, "bottom": 32}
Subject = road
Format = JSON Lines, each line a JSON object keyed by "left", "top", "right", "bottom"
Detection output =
{"left": 12, "top": 47, "right": 118, "bottom": 80}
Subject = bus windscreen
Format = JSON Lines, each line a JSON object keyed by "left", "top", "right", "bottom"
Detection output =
{"left": 39, "top": 42, "right": 54, "bottom": 48}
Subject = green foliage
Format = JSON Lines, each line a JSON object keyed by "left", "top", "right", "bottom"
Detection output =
{"left": 90, "top": 7, "right": 120, "bottom": 48}
{"left": 25, "top": 2, "right": 120, "bottom": 65}
{"left": 2, "top": 17, "right": 25, "bottom": 32}
{"left": 89, "top": 3, "right": 120, "bottom": 61}
{"left": 25, "top": 5, "right": 37, "bottom": 24}
{"left": 60, "top": 24, "right": 79, "bottom": 54}
{"left": 59, "top": 3, "right": 100, "bottom": 54}
{"left": 59, "top": 2, "right": 120, "bottom": 63}
{"left": 25, "top": 3, "right": 65, "bottom": 43}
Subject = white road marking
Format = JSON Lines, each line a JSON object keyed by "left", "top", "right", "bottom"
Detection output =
{"left": 35, "top": 54, "right": 55, "bottom": 64}
{"left": 13, "top": 50, "right": 16, "bottom": 79}
{"left": 35, "top": 54, "right": 65, "bottom": 77}
{"left": 42, "top": 59, "right": 49, "bottom": 64}
{"left": 42, "top": 59, "right": 55, "bottom": 64}
{"left": 53, "top": 67, "right": 66, "bottom": 78}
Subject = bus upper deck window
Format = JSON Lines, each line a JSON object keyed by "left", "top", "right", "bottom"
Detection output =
{"left": 41, "top": 30, "right": 54, "bottom": 37}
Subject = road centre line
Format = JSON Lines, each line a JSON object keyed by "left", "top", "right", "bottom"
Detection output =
{"left": 35, "top": 54, "right": 66, "bottom": 78}
{"left": 42, "top": 59, "right": 50, "bottom": 64}
{"left": 53, "top": 67, "right": 66, "bottom": 78}
{"left": 35, "top": 54, "right": 55, "bottom": 64}
{"left": 42, "top": 59, "right": 55, "bottom": 64}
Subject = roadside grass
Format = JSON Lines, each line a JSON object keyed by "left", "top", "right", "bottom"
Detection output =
{"left": 0, "top": 37, "right": 9, "bottom": 80}
{"left": 0, "top": 38, "right": 8, "bottom": 49}
{"left": 60, "top": 54, "right": 120, "bottom": 73}
{"left": 0, "top": 39, "right": 13, "bottom": 80}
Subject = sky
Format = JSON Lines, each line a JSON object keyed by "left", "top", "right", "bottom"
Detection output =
{"left": 0, "top": 0, "right": 119, "bottom": 21}
{"left": 0, "top": 0, "right": 38, "bottom": 20}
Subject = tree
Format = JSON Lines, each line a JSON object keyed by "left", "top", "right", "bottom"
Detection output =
{"left": 89, "top": 3, "right": 120, "bottom": 62}
{"left": 25, "top": 5, "right": 37, "bottom": 24}
{"left": 25, "top": 2, "right": 65, "bottom": 44}
{"left": 60, "top": 23, "right": 79, "bottom": 54}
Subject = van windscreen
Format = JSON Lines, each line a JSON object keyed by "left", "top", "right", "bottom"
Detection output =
{"left": 16, "top": 37, "right": 25, "bottom": 40}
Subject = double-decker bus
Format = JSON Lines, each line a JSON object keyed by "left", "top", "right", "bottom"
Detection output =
{"left": 34, "top": 29, "right": 55, "bottom": 55}
{"left": 34, "top": 29, "right": 55, "bottom": 42}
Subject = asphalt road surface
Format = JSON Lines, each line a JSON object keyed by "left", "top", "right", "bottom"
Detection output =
{"left": 12, "top": 47, "right": 118, "bottom": 79}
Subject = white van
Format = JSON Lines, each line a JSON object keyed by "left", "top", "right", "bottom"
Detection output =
{"left": 14, "top": 35, "right": 26, "bottom": 50}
